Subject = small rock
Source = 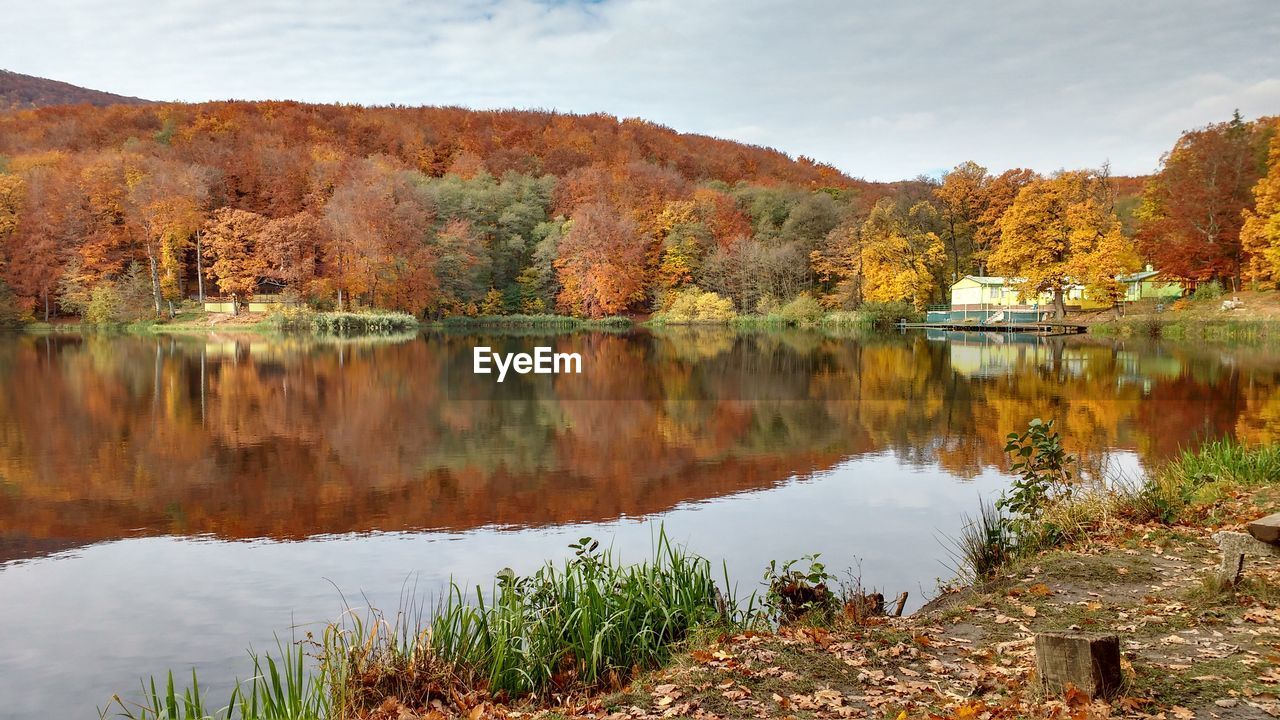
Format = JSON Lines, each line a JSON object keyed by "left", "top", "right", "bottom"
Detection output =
{"left": 1215, "top": 698, "right": 1238, "bottom": 708}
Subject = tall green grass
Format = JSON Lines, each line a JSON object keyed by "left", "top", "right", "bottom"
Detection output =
{"left": 1114, "top": 439, "right": 1280, "bottom": 524}
{"left": 1157, "top": 438, "right": 1280, "bottom": 487}
{"left": 308, "top": 311, "right": 419, "bottom": 335}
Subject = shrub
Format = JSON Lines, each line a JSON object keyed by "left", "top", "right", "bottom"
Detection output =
{"left": 755, "top": 294, "right": 782, "bottom": 315}
{"left": 1192, "top": 280, "right": 1224, "bottom": 301}
{"left": 0, "top": 281, "right": 24, "bottom": 327}
{"left": 479, "top": 288, "right": 506, "bottom": 315}
{"left": 1135, "top": 317, "right": 1166, "bottom": 338}
{"left": 858, "top": 300, "right": 920, "bottom": 327}
{"left": 84, "top": 283, "right": 124, "bottom": 325}
{"left": 777, "top": 293, "right": 823, "bottom": 325}
{"left": 693, "top": 291, "right": 736, "bottom": 322}
{"left": 654, "top": 288, "right": 737, "bottom": 324}
{"left": 266, "top": 304, "right": 316, "bottom": 330}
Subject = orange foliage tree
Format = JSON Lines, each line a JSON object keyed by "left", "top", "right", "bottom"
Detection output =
{"left": 555, "top": 203, "right": 651, "bottom": 317}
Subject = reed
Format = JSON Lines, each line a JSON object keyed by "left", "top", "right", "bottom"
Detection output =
{"left": 944, "top": 500, "right": 1013, "bottom": 585}
{"left": 1157, "top": 438, "right": 1280, "bottom": 488}
{"left": 416, "top": 532, "right": 731, "bottom": 698}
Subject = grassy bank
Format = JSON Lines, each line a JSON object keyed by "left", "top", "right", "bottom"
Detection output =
{"left": 1087, "top": 289, "right": 1280, "bottom": 342}
{"left": 1089, "top": 316, "right": 1280, "bottom": 342}
{"left": 106, "top": 533, "right": 748, "bottom": 720}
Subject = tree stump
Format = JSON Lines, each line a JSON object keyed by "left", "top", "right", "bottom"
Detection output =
{"left": 1034, "top": 632, "right": 1122, "bottom": 699}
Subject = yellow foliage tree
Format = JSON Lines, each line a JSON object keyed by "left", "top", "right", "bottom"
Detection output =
{"left": 860, "top": 199, "right": 946, "bottom": 310}
{"left": 480, "top": 288, "right": 506, "bottom": 315}
{"left": 0, "top": 174, "right": 23, "bottom": 243}
{"left": 989, "top": 170, "right": 1138, "bottom": 318}
{"left": 1242, "top": 127, "right": 1280, "bottom": 287}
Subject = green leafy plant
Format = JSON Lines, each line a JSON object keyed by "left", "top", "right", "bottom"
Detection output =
{"left": 761, "top": 554, "right": 838, "bottom": 624}
{"left": 997, "top": 418, "right": 1076, "bottom": 537}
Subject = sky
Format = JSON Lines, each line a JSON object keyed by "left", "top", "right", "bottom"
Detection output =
{"left": 3, "top": 0, "right": 1279, "bottom": 181}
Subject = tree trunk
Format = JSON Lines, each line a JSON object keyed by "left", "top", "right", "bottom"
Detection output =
{"left": 231, "top": 292, "right": 238, "bottom": 316}
{"left": 1053, "top": 288, "right": 1067, "bottom": 320}
{"left": 147, "top": 252, "right": 162, "bottom": 315}
{"left": 948, "top": 220, "right": 960, "bottom": 283}
{"left": 195, "top": 231, "right": 205, "bottom": 302}
{"left": 337, "top": 288, "right": 344, "bottom": 312}
{"left": 43, "top": 288, "right": 50, "bottom": 322}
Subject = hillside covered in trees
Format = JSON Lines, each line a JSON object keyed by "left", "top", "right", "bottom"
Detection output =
{"left": 0, "top": 69, "right": 151, "bottom": 112}
{"left": 0, "top": 89, "right": 1275, "bottom": 324}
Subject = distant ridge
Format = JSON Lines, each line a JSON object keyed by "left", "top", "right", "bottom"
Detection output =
{"left": 0, "top": 69, "right": 151, "bottom": 110}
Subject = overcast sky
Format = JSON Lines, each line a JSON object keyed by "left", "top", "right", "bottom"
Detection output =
{"left": 4, "top": 0, "right": 1279, "bottom": 181}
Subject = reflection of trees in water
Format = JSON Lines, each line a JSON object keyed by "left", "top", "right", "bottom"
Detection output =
{"left": 0, "top": 330, "right": 1277, "bottom": 555}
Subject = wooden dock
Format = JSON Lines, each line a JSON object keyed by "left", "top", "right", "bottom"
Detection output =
{"left": 901, "top": 321, "right": 1088, "bottom": 336}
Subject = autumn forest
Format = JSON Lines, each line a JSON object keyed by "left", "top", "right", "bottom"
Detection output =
{"left": 0, "top": 101, "right": 1278, "bottom": 324}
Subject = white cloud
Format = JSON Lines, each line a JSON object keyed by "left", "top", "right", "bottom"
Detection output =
{"left": 2, "top": 0, "right": 1277, "bottom": 180}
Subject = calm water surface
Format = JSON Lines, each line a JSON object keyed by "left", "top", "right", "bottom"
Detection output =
{"left": 0, "top": 328, "right": 1274, "bottom": 718}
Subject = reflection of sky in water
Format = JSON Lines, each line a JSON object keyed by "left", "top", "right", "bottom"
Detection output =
{"left": 0, "top": 450, "right": 1037, "bottom": 719}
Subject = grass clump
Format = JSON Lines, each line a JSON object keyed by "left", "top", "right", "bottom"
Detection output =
{"left": 948, "top": 419, "right": 1280, "bottom": 587}
{"left": 844, "top": 300, "right": 920, "bottom": 328}
{"left": 417, "top": 533, "right": 731, "bottom": 699}
{"left": 309, "top": 311, "right": 419, "bottom": 335}
{"left": 947, "top": 501, "right": 1013, "bottom": 585}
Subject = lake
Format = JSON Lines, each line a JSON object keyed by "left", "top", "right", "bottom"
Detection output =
{"left": 0, "top": 327, "right": 1274, "bottom": 718}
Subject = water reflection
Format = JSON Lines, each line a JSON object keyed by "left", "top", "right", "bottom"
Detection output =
{"left": 0, "top": 328, "right": 1271, "bottom": 566}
